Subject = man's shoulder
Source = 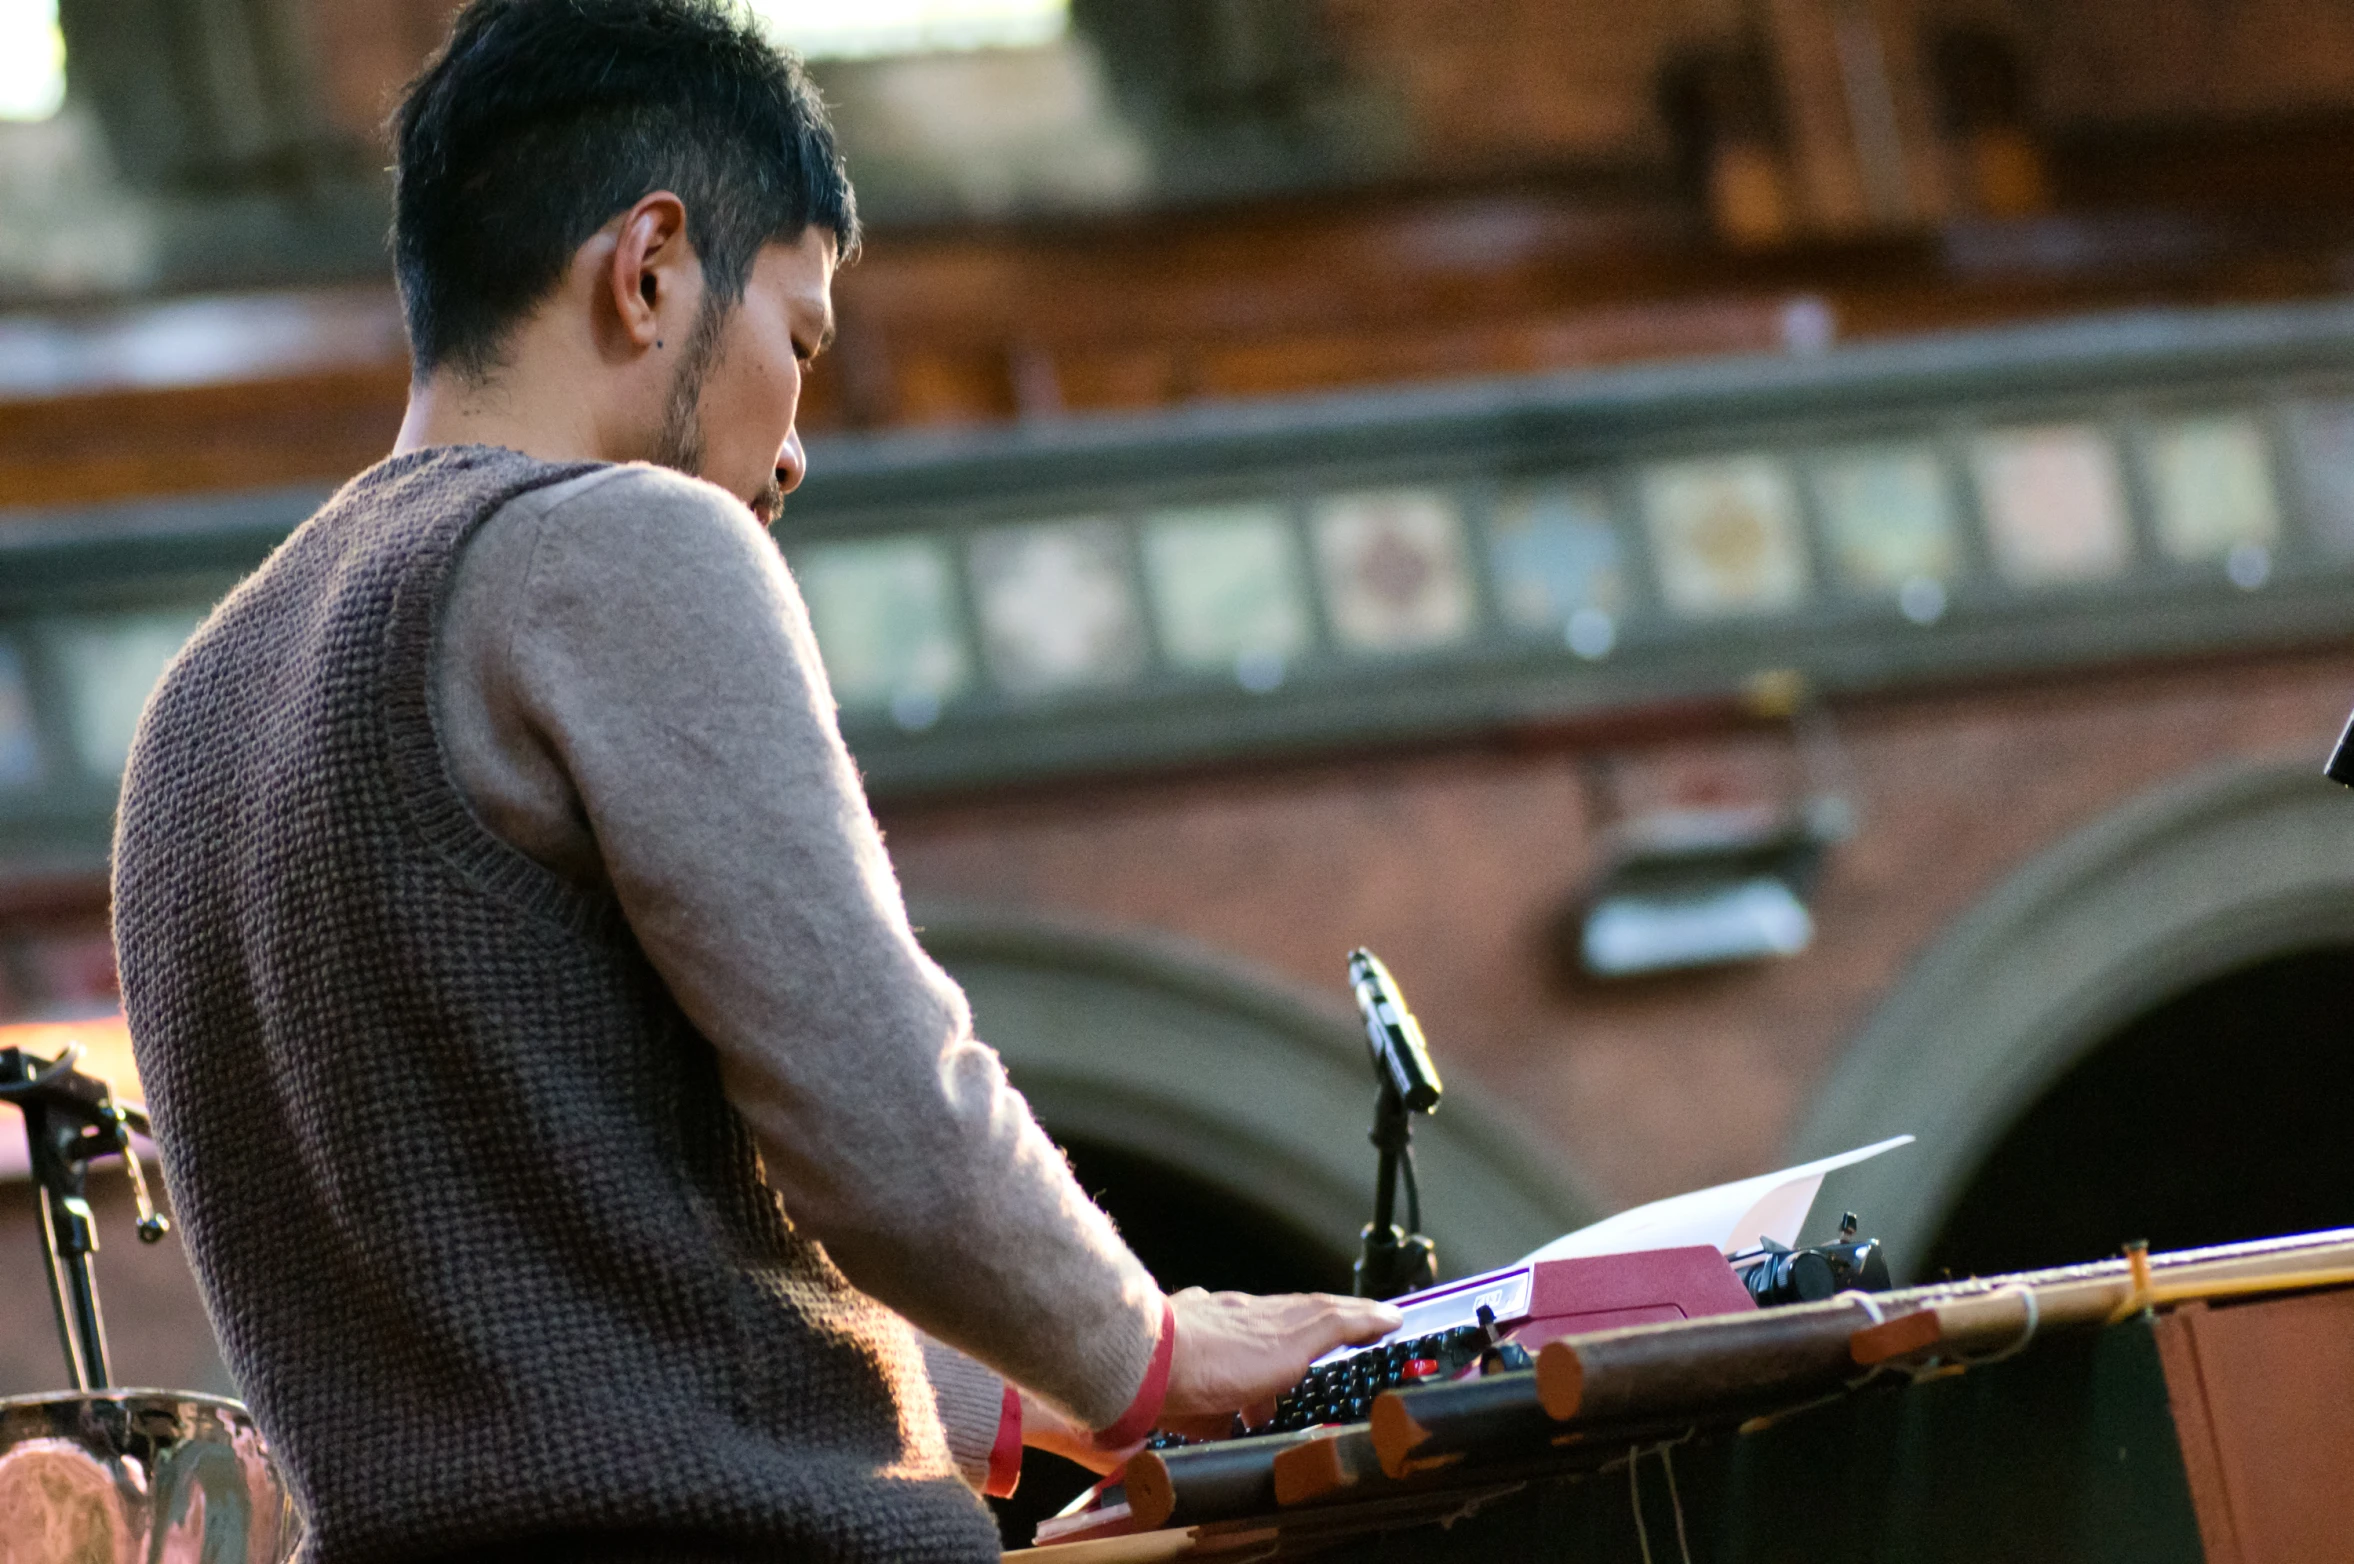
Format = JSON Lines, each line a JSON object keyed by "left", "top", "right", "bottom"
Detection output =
{"left": 470, "top": 459, "right": 779, "bottom": 595}
{"left": 489, "top": 462, "right": 792, "bottom": 635}
{"left": 507, "top": 460, "right": 761, "bottom": 541}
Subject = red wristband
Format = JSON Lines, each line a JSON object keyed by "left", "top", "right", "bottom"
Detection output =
{"left": 1093, "top": 1299, "right": 1176, "bottom": 1451}
{"left": 984, "top": 1382, "right": 1023, "bottom": 1499}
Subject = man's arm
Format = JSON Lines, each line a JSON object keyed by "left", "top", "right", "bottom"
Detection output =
{"left": 920, "top": 1333, "right": 1026, "bottom": 1495}
{"left": 487, "top": 465, "right": 1151, "bottom": 1423}
{"left": 457, "top": 465, "right": 1396, "bottom": 1429}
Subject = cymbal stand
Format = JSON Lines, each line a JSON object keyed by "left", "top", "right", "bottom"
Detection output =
{"left": 0, "top": 1044, "right": 169, "bottom": 1390}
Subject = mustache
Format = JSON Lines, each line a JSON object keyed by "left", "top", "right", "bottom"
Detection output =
{"left": 751, "top": 475, "right": 786, "bottom": 525}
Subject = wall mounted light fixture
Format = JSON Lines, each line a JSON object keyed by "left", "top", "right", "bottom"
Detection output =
{"left": 1567, "top": 673, "right": 1857, "bottom": 980}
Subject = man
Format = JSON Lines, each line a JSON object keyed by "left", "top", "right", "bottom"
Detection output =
{"left": 110, "top": 3, "right": 1398, "bottom": 1560}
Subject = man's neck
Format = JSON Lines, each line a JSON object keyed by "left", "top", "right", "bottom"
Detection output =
{"left": 393, "top": 308, "right": 667, "bottom": 468}
{"left": 393, "top": 366, "right": 618, "bottom": 466}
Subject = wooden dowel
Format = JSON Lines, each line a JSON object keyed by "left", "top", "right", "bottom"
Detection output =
{"left": 1850, "top": 1285, "right": 2089, "bottom": 1367}
{"left": 1125, "top": 1429, "right": 1329, "bottom": 1530}
{"left": 1847, "top": 1309, "right": 1941, "bottom": 1366}
{"left": 1592, "top": 1232, "right": 2354, "bottom": 1395}
{"left": 1168, "top": 1231, "right": 2354, "bottom": 1531}
{"left": 1852, "top": 1253, "right": 2354, "bottom": 1366}
{"left": 1271, "top": 1426, "right": 1387, "bottom": 1505}
{"left": 2145, "top": 1264, "right": 2354, "bottom": 1306}
{"left": 1923, "top": 1230, "right": 2354, "bottom": 1310}
{"left": 1538, "top": 1294, "right": 1884, "bottom": 1424}
{"left": 1367, "top": 1370, "right": 1557, "bottom": 1479}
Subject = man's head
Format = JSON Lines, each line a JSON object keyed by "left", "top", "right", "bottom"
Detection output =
{"left": 393, "top": 0, "right": 856, "bottom": 517}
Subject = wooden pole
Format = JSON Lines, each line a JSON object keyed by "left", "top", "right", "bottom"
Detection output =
{"left": 1368, "top": 1369, "right": 1561, "bottom": 1479}
{"left": 1851, "top": 1240, "right": 2354, "bottom": 1365}
{"left": 1370, "top": 1231, "right": 2354, "bottom": 1479}
{"left": 1102, "top": 1230, "right": 2354, "bottom": 1541}
{"left": 1126, "top": 1430, "right": 1328, "bottom": 1530}
{"left": 1270, "top": 1427, "right": 1387, "bottom": 1506}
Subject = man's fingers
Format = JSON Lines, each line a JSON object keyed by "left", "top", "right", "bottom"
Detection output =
{"left": 1160, "top": 1288, "right": 1409, "bottom": 1419}
{"left": 1310, "top": 1294, "right": 1404, "bottom": 1352}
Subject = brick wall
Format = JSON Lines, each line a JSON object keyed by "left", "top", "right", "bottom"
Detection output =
{"left": 2024, "top": 0, "right": 2354, "bottom": 126}
{"left": 1316, "top": 0, "right": 2354, "bottom": 176}
{"left": 298, "top": 0, "right": 458, "bottom": 147}
{"left": 232, "top": 0, "right": 2354, "bottom": 433}
{"left": 878, "top": 645, "right": 2354, "bottom": 1210}
{"left": 1319, "top": 0, "right": 1725, "bottom": 168}
{"left": 289, "top": 0, "right": 2354, "bottom": 175}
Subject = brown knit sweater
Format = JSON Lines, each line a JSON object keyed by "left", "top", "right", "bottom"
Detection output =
{"left": 430, "top": 461, "right": 1160, "bottom": 1440}
{"left": 111, "top": 447, "right": 1009, "bottom": 1562}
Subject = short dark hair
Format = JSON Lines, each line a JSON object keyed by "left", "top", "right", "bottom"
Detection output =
{"left": 391, "top": 0, "right": 859, "bottom": 380}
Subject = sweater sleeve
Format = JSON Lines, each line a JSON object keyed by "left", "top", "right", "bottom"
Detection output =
{"left": 920, "top": 1333, "right": 1019, "bottom": 1496}
{"left": 479, "top": 463, "right": 1163, "bottom": 1429}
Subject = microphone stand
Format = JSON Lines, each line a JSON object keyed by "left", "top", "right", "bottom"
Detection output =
{"left": 1358, "top": 1077, "right": 1437, "bottom": 1301}
{"left": 0, "top": 1043, "right": 170, "bottom": 1390}
{"left": 1348, "top": 949, "right": 1442, "bottom": 1301}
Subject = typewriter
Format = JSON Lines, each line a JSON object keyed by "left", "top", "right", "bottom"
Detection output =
{"left": 1136, "top": 1245, "right": 1760, "bottom": 1448}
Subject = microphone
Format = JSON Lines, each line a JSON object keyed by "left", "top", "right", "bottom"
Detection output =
{"left": 1349, "top": 948, "right": 1442, "bottom": 1114}
{"left": 1347, "top": 949, "right": 1442, "bottom": 1300}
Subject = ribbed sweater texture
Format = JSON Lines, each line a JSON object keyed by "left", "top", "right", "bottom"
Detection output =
{"left": 111, "top": 447, "right": 999, "bottom": 1563}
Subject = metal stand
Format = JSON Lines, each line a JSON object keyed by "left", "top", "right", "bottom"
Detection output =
{"left": 1357, "top": 1084, "right": 1438, "bottom": 1301}
{"left": 1348, "top": 949, "right": 1443, "bottom": 1301}
{"left": 1, "top": 1043, "right": 169, "bottom": 1391}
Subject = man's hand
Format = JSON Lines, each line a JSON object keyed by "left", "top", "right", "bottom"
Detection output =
{"left": 1019, "top": 1387, "right": 1129, "bottom": 1475}
{"left": 1161, "top": 1287, "right": 1402, "bottom": 1426}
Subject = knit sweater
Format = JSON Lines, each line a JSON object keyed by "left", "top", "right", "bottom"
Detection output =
{"left": 430, "top": 462, "right": 1160, "bottom": 1438}
{"left": 110, "top": 447, "right": 1075, "bottom": 1562}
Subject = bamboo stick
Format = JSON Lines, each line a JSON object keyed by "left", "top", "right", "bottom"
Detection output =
{"left": 1537, "top": 1293, "right": 1887, "bottom": 1423}
{"left": 1851, "top": 1241, "right": 2354, "bottom": 1365}
{"left": 1368, "top": 1370, "right": 1559, "bottom": 1479}
{"left": 1270, "top": 1426, "right": 1386, "bottom": 1505}
{"left": 1377, "top": 1230, "right": 2354, "bottom": 1477}
{"left": 1119, "top": 1229, "right": 2354, "bottom": 1535}
{"left": 1126, "top": 1429, "right": 1330, "bottom": 1530}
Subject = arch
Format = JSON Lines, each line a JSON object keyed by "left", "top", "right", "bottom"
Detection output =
{"left": 1924, "top": 942, "right": 2354, "bottom": 1278}
{"left": 1792, "top": 760, "right": 2354, "bottom": 1276}
{"left": 913, "top": 907, "right": 1601, "bottom": 1280}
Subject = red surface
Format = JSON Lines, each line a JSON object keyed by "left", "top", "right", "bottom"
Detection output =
{"left": 2155, "top": 1289, "right": 2354, "bottom": 1564}
{"left": 987, "top": 1381, "right": 1024, "bottom": 1499}
{"left": 882, "top": 650, "right": 2354, "bottom": 1212}
{"left": 1507, "top": 1244, "right": 1755, "bottom": 1352}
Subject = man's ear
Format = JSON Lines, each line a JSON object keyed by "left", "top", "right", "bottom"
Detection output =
{"left": 608, "top": 191, "right": 694, "bottom": 351}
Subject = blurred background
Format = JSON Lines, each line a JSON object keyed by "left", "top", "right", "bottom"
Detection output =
{"left": 7, "top": 0, "right": 2354, "bottom": 1536}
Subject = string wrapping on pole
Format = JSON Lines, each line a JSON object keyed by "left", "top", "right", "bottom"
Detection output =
{"left": 1951, "top": 1285, "right": 2040, "bottom": 1367}
{"left": 1661, "top": 1442, "right": 1695, "bottom": 1564}
{"left": 1628, "top": 1443, "right": 1654, "bottom": 1564}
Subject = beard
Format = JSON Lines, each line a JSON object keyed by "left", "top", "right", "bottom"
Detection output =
{"left": 650, "top": 301, "right": 788, "bottom": 526}
{"left": 650, "top": 302, "right": 720, "bottom": 477}
{"left": 651, "top": 301, "right": 728, "bottom": 478}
